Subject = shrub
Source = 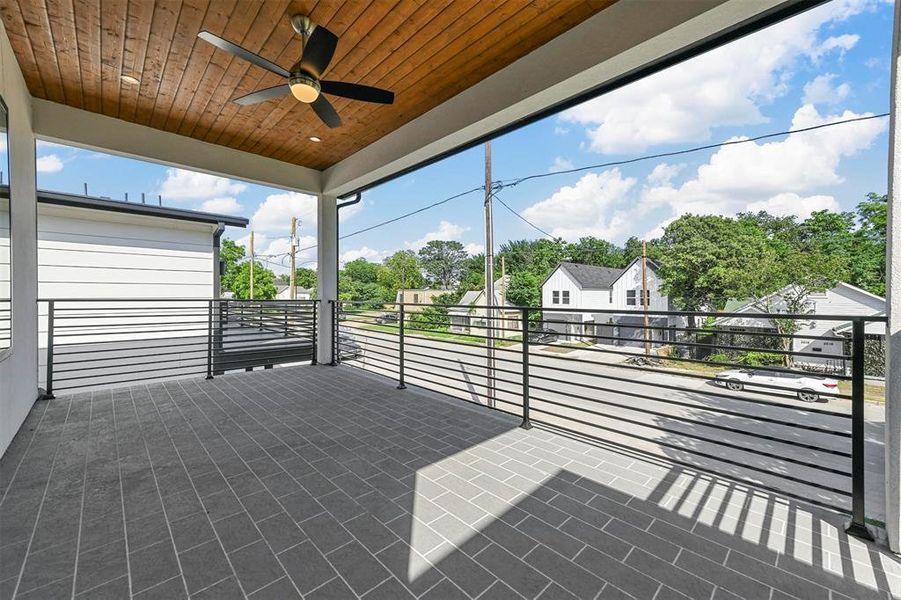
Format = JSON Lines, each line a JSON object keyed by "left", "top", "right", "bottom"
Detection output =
{"left": 706, "top": 353, "right": 730, "bottom": 364}
{"left": 735, "top": 351, "right": 782, "bottom": 367}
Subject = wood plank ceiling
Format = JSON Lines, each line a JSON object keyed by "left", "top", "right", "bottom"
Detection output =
{"left": 1, "top": 0, "right": 615, "bottom": 171}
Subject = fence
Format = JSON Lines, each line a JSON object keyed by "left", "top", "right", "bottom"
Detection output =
{"left": 331, "top": 300, "right": 886, "bottom": 539}
{"left": 39, "top": 298, "right": 317, "bottom": 395}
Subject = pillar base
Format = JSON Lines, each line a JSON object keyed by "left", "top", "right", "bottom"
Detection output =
{"left": 845, "top": 520, "right": 875, "bottom": 542}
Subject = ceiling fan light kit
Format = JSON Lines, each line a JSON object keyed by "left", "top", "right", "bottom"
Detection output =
{"left": 197, "top": 14, "right": 394, "bottom": 129}
{"left": 289, "top": 74, "right": 320, "bottom": 103}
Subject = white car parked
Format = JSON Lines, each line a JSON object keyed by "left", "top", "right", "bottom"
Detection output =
{"left": 714, "top": 368, "right": 840, "bottom": 403}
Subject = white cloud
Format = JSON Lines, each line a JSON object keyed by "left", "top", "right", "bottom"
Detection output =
{"left": 249, "top": 191, "right": 318, "bottom": 234}
{"left": 802, "top": 74, "right": 851, "bottom": 105}
{"left": 159, "top": 168, "right": 247, "bottom": 201}
{"left": 559, "top": 0, "right": 868, "bottom": 153}
{"left": 200, "top": 197, "right": 243, "bottom": 214}
{"left": 548, "top": 157, "right": 574, "bottom": 173}
{"left": 340, "top": 247, "right": 389, "bottom": 265}
{"left": 810, "top": 34, "right": 860, "bottom": 61}
{"left": 746, "top": 193, "right": 839, "bottom": 219}
{"left": 646, "top": 163, "right": 684, "bottom": 186}
{"left": 405, "top": 220, "right": 468, "bottom": 250}
{"left": 639, "top": 104, "right": 886, "bottom": 224}
{"left": 463, "top": 243, "right": 484, "bottom": 256}
{"left": 553, "top": 125, "right": 570, "bottom": 135}
{"left": 36, "top": 154, "right": 64, "bottom": 173}
{"left": 521, "top": 169, "right": 637, "bottom": 241}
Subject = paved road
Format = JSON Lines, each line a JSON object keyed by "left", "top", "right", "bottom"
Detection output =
{"left": 339, "top": 322, "right": 886, "bottom": 520}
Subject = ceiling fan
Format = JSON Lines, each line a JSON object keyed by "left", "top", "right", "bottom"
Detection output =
{"left": 197, "top": 15, "right": 394, "bottom": 129}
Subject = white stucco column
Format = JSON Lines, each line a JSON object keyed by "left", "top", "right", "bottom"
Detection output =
{"left": 0, "top": 19, "right": 39, "bottom": 457}
{"left": 317, "top": 193, "right": 338, "bottom": 364}
{"left": 884, "top": 0, "right": 901, "bottom": 553}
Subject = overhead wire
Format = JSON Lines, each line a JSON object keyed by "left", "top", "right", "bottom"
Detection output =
{"left": 246, "top": 111, "right": 891, "bottom": 258}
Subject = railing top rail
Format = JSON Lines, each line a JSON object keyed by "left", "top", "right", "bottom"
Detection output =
{"left": 37, "top": 297, "right": 320, "bottom": 303}
{"left": 336, "top": 300, "right": 887, "bottom": 322}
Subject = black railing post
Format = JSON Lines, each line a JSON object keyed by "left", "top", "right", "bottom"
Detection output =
{"left": 311, "top": 301, "right": 318, "bottom": 365}
{"left": 397, "top": 304, "right": 406, "bottom": 390}
{"left": 520, "top": 308, "right": 531, "bottom": 429}
{"left": 206, "top": 299, "right": 214, "bottom": 380}
{"left": 330, "top": 300, "right": 339, "bottom": 365}
{"left": 845, "top": 318, "right": 873, "bottom": 540}
{"left": 40, "top": 300, "right": 55, "bottom": 400}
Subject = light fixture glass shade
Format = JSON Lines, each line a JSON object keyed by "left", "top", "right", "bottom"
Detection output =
{"left": 289, "top": 74, "right": 320, "bottom": 103}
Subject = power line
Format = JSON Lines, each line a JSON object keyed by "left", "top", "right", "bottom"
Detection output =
{"left": 490, "top": 191, "right": 554, "bottom": 239}
{"left": 498, "top": 112, "right": 890, "bottom": 188}
{"left": 248, "top": 111, "right": 891, "bottom": 257}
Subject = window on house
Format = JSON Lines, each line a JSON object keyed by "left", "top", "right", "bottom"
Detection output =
{"left": 562, "top": 291, "right": 570, "bottom": 304}
{"left": 413, "top": 293, "right": 419, "bottom": 304}
{"left": 552, "top": 291, "right": 560, "bottom": 304}
{"left": 627, "top": 289, "right": 650, "bottom": 306}
{"left": 608, "top": 290, "right": 613, "bottom": 303}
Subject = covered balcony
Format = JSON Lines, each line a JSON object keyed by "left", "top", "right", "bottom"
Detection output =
{"left": 1, "top": 1, "right": 901, "bottom": 599}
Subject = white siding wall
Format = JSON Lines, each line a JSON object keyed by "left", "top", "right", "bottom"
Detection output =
{"left": 38, "top": 204, "right": 215, "bottom": 300}
{"left": 611, "top": 261, "right": 668, "bottom": 312}
{"left": 542, "top": 268, "right": 581, "bottom": 308}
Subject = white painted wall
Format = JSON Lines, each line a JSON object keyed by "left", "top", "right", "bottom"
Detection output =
{"left": 0, "top": 18, "right": 38, "bottom": 457}
{"left": 884, "top": 0, "right": 901, "bottom": 552}
{"left": 318, "top": 194, "right": 338, "bottom": 363}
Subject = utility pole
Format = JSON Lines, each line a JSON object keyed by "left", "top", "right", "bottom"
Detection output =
{"left": 249, "top": 231, "right": 255, "bottom": 300}
{"left": 642, "top": 240, "right": 650, "bottom": 356}
{"left": 500, "top": 256, "right": 507, "bottom": 335}
{"left": 289, "top": 217, "right": 297, "bottom": 300}
{"left": 484, "top": 141, "right": 495, "bottom": 407}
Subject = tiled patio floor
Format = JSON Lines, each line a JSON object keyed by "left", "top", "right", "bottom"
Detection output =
{"left": 1, "top": 365, "right": 899, "bottom": 600}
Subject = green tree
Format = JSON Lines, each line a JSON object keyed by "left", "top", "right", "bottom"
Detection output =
{"left": 658, "top": 214, "right": 779, "bottom": 313}
{"left": 220, "top": 238, "right": 246, "bottom": 295}
{"left": 381, "top": 250, "right": 424, "bottom": 291}
{"left": 852, "top": 193, "right": 887, "bottom": 296}
{"left": 567, "top": 237, "right": 624, "bottom": 267}
{"left": 294, "top": 267, "right": 317, "bottom": 290}
{"left": 458, "top": 253, "right": 485, "bottom": 292}
{"left": 505, "top": 271, "right": 543, "bottom": 308}
{"left": 418, "top": 240, "right": 468, "bottom": 289}
{"left": 343, "top": 258, "right": 380, "bottom": 284}
{"left": 230, "top": 261, "right": 277, "bottom": 299}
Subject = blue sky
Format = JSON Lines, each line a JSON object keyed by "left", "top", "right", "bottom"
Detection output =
{"left": 34, "top": 0, "right": 896, "bottom": 274}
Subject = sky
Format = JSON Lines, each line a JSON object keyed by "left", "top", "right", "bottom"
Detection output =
{"left": 33, "top": 0, "right": 896, "bottom": 275}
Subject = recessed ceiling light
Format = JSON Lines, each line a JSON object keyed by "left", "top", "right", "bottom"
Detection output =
{"left": 309, "top": 136, "right": 321, "bottom": 143}
{"left": 120, "top": 75, "right": 140, "bottom": 85}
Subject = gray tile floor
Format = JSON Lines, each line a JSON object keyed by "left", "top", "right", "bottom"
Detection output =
{"left": 1, "top": 365, "right": 900, "bottom": 600}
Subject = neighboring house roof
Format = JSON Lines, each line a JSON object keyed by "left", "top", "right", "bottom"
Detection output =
{"left": 544, "top": 257, "right": 659, "bottom": 290}
{"left": 449, "top": 280, "right": 515, "bottom": 314}
{"left": 722, "top": 298, "right": 751, "bottom": 312}
{"left": 2, "top": 185, "right": 249, "bottom": 228}
{"left": 716, "top": 283, "right": 886, "bottom": 331}
{"left": 833, "top": 313, "right": 887, "bottom": 336}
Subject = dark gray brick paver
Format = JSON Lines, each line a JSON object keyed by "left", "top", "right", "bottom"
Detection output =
{"left": 0, "top": 366, "right": 897, "bottom": 599}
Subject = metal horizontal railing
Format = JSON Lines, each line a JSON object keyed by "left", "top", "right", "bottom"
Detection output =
{"left": 39, "top": 298, "right": 318, "bottom": 394}
{"left": 331, "top": 299, "right": 885, "bottom": 540}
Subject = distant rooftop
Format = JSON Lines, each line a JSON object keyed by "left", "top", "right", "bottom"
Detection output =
{"left": 0, "top": 185, "right": 249, "bottom": 228}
